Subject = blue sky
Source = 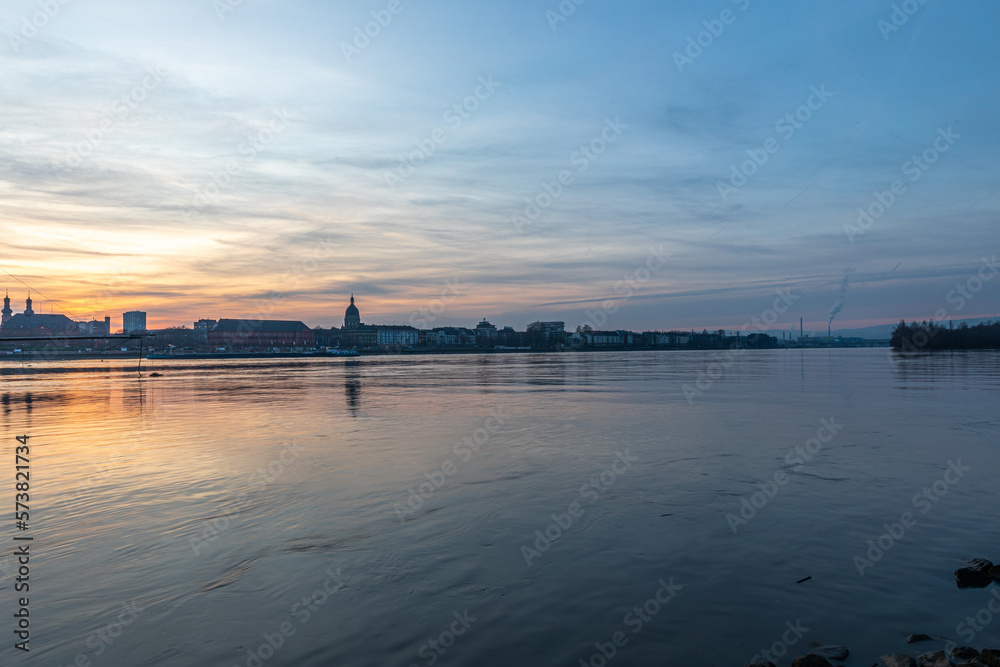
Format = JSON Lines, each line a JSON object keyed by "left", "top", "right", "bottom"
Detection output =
{"left": 1, "top": 0, "right": 997, "bottom": 331}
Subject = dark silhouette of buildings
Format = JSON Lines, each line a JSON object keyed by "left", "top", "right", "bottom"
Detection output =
{"left": 207, "top": 319, "right": 315, "bottom": 349}
{"left": 0, "top": 293, "right": 111, "bottom": 338}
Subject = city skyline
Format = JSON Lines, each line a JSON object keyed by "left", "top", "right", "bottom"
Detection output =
{"left": 2, "top": 288, "right": 993, "bottom": 340}
{"left": 1, "top": 1, "right": 998, "bottom": 332}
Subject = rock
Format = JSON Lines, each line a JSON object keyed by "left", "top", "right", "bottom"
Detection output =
{"left": 956, "top": 567, "right": 993, "bottom": 588}
{"left": 815, "top": 645, "right": 849, "bottom": 661}
{"left": 916, "top": 651, "right": 950, "bottom": 667}
{"left": 990, "top": 565, "right": 1000, "bottom": 582}
{"left": 747, "top": 663, "right": 776, "bottom": 667}
{"left": 980, "top": 649, "right": 1000, "bottom": 667}
{"left": 951, "top": 646, "right": 982, "bottom": 661}
{"left": 967, "top": 558, "right": 994, "bottom": 571}
{"left": 880, "top": 655, "right": 918, "bottom": 667}
{"left": 908, "top": 634, "right": 934, "bottom": 643}
{"left": 791, "top": 656, "right": 835, "bottom": 667}
{"left": 957, "top": 559, "right": 994, "bottom": 587}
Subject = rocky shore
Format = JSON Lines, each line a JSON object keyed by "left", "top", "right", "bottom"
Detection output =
{"left": 746, "top": 558, "right": 1000, "bottom": 667}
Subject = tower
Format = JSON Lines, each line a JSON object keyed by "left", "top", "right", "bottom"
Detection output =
{"left": 1, "top": 291, "right": 11, "bottom": 325}
{"left": 344, "top": 294, "right": 361, "bottom": 330}
{"left": 24, "top": 293, "right": 33, "bottom": 317}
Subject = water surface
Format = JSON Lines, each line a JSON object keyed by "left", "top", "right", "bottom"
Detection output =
{"left": 3, "top": 349, "right": 999, "bottom": 666}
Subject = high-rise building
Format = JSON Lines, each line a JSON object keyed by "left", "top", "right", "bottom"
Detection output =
{"left": 123, "top": 311, "right": 147, "bottom": 333}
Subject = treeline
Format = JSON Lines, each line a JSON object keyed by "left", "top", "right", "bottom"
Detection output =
{"left": 891, "top": 320, "right": 1000, "bottom": 350}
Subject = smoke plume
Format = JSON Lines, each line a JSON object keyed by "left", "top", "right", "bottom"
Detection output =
{"left": 828, "top": 275, "right": 850, "bottom": 327}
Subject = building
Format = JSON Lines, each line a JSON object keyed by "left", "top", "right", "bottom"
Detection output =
{"left": 207, "top": 319, "right": 315, "bottom": 349}
{"left": 123, "top": 311, "right": 147, "bottom": 333}
{"left": 474, "top": 319, "right": 498, "bottom": 347}
{"left": 526, "top": 321, "right": 566, "bottom": 347}
{"left": 79, "top": 317, "right": 112, "bottom": 336}
{"left": 1, "top": 295, "right": 80, "bottom": 337}
{"left": 193, "top": 319, "right": 217, "bottom": 343}
{"left": 313, "top": 327, "right": 342, "bottom": 348}
{"left": 343, "top": 325, "right": 377, "bottom": 349}
{"left": 148, "top": 327, "right": 199, "bottom": 349}
{"left": 193, "top": 319, "right": 217, "bottom": 334}
{"left": 339, "top": 295, "right": 378, "bottom": 348}
{"left": 495, "top": 326, "right": 526, "bottom": 348}
{"left": 426, "top": 327, "right": 476, "bottom": 347}
{"left": 581, "top": 330, "right": 633, "bottom": 347}
{"left": 375, "top": 325, "right": 419, "bottom": 348}
{"left": 344, "top": 295, "right": 361, "bottom": 329}
{"left": 0, "top": 294, "right": 116, "bottom": 342}
{"left": 1, "top": 292, "right": 11, "bottom": 325}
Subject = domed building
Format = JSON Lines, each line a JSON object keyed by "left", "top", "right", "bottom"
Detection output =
{"left": 344, "top": 294, "right": 361, "bottom": 329}
{"left": 339, "top": 295, "right": 379, "bottom": 349}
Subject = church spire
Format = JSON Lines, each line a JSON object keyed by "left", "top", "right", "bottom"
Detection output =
{"left": 24, "top": 292, "right": 33, "bottom": 317}
{"left": 1, "top": 290, "right": 11, "bottom": 325}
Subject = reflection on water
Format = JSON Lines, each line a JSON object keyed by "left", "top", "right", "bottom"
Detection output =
{"left": 344, "top": 360, "right": 361, "bottom": 417}
{"left": 1, "top": 350, "right": 999, "bottom": 666}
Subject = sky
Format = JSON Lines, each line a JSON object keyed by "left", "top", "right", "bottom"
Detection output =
{"left": 1, "top": 0, "right": 998, "bottom": 333}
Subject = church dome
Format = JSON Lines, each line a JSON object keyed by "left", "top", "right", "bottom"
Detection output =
{"left": 344, "top": 295, "right": 361, "bottom": 328}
